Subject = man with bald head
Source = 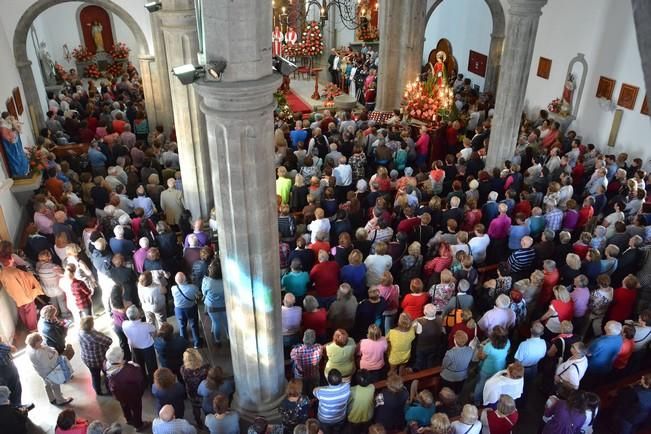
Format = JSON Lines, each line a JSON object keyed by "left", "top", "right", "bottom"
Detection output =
{"left": 171, "top": 272, "right": 201, "bottom": 348}
{"left": 152, "top": 404, "right": 196, "bottom": 434}
{"left": 508, "top": 236, "right": 536, "bottom": 280}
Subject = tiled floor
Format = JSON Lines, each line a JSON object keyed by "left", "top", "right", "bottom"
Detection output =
{"left": 18, "top": 311, "right": 233, "bottom": 434}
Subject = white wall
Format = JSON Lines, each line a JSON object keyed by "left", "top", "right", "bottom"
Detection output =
{"left": 524, "top": 0, "right": 651, "bottom": 160}
{"left": 0, "top": 20, "right": 36, "bottom": 242}
{"left": 423, "top": 0, "right": 492, "bottom": 89}
{"left": 30, "top": 2, "right": 141, "bottom": 70}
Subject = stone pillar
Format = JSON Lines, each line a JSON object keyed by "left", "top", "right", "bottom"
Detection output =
{"left": 137, "top": 55, "right": 159, "bottom": 130}
{"left": 16, "top": 60, "right": 45, "bottom": 130}
{"left": 195, "top": 0, "right": 285, "bottom": 421}
{"left": 632, "top": 0, "right": 651, "bottom": 94}
{"left": 159, "top": 0, "right": 213, "bottom": 220}
{"left": 148, "top": 12, "right": 175, "bottom": 131}
{"left": 376, "top": 0, "right": 427, "bottom": 112}
{"left": 483, "top": 33, "right": 505, "bottom": 95}
{"left": 485, "top": 0, "right": 548, "bottom": 170}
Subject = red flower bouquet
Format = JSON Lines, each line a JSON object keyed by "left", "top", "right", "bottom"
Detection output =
{"left": 84, "top": 63, "right": 101, "bottom": 79}
{"left": 110, "top": 42, "right": 130, "bottom": 60}
{"left": 72, "top": 45, "right": 94, "bottom": 62}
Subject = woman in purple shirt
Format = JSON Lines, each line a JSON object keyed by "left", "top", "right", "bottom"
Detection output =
{"left": 562, "top": 199, "right": 580, "bottom": 232}
{"left": 542, "top": 389, "right": 587, "bottom": 434}
{"left": 570, "top": 274, "right": 590, "bottom": 335}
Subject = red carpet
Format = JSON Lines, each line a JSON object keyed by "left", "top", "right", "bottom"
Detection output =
{"left": 286, "top": 89, "right": 312, "bottom": 114}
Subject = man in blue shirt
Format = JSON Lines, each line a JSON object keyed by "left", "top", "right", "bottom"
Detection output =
{"left": 88, "top": 141, "right": 107, "bottom": 174}
{"left": 587, "top": 320, "right": 623, "bottom": 376}
{"left": 171, "top": 272, "right": 201, "bottom": 348}
{"left": 313, "top": 369, "right": 350, "bottom": 431}
{"left": 289, "top": 120, "right": 308, "bottom": 150}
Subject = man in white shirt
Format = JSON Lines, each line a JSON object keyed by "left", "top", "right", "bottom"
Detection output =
{"left": 468, "top": 224, "right": 490, "bottom": 265}
{"left": 482, "top": 362, "right": 524, "bottom": 406}
{"left": 122, "top": 305, "right": 157, "bottom": 383}
{"left": 555, "top": 341, "right": 589, "bottom": 390}
{"left": 333, "top": 156, "right": 352, "bottom": 203}
{"left": 282, "top": 293, "right": 302, "bottom": 353}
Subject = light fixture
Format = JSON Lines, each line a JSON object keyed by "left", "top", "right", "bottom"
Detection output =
{"left": 144, "top": 1, "right": 162, "bottom": 12}
{"left": 172, "top": 58, "right": 227, "bottom": 85}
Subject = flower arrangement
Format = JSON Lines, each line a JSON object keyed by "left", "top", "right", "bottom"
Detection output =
{"left": 72, "top": 45, "right": 94, "bottom": 62}
{"left": 110, "top": 42, "right": 130, "bottom": 60}
{"left": 26, "top": 146, "right": 46, "bottom": 174}
{"left": 283, "top": 42, "right": 303, "bottom": 58}
{"left": 357, "top": 25, "right": 378, "bottom": 41}
{"left": 322, "top": 83, "right": 342, "bottom": 100}
{"left": 402, "top": 76, "right": 455, "bottom": 124}
{"left": 54, "top": 63, "right": 66, "bottom": 81}
{"left": 106, "top": 61, "right": 125, "bottom": 77}
{"left": 548, "top": 98, "right": 562, "bottom": 113}
{"left": 84, "top": 63, "right": 101, "bottom": 79}
{"left": 301, "top": 21, "right": 324, "bottom": 57}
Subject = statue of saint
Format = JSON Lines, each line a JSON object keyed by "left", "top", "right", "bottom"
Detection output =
{"left": 429, "top": 51, "right": 447, "bottom": 87}
{"left": 38, "top": 42, "right": 56, "bottom": 85}
{"left": 561, "top": 74, "right": 575, "bottom": 114}
{"left": 91, "top": 21, "right": 105, "bottom": 52}
{"left": 0, "top": 114, "right": 29, "bottom": 177}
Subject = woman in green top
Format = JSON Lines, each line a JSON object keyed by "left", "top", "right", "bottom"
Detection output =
{"left": 325, "top": 328, "right": 356, "bottom": 378}
{"left": 276, "top": 166, "right": 293, "bottom": 205}
{"left": 473, "top": 325, "right": 510, "bottom": 404}
{"left": 134, "top": 110, "right": 149, "bottom": 142}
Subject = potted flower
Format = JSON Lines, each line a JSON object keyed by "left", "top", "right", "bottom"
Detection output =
{"left": 547, "top": 98, "right": 562, "bottom": 113}
{"left": 110, "top": 42, "right": 130, "bottom": 61}
{"left": 72, "top": 45, "right": 94, "bottom": 62}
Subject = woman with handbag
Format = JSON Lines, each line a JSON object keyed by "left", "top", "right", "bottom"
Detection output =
{"left": 25, "top": 332, "right": 73, "bottom": 406}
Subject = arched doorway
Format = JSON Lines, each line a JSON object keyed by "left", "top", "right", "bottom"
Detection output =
{"left": 13, "top": 0, "right": 154, "bottom": 129}
{"left": 425, "top": 0, "right": 505, "bottom": 95}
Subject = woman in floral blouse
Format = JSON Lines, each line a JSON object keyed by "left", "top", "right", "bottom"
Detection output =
{"left": 587, "top": 274, "right": 613, "bottom": 338}
{"left": 279, "top": 379, "right": 310, "bottom": 433}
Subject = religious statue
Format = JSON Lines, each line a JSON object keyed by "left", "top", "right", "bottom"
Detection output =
{"left": 38, "top": 42, "right": 56, "bottom": 85}
{"left": 272, "top": 26, "right": 284, "bottom": 57}
{"left": 561, "top": 74, "right": 575, "bottom": 115}
{"left": 91, "top": 21, "right": 105, "bottom": 52}
{"left": 285, "top": 27, "right": 298, "bottom": 45}
{"left": 429, "top": 51, "right": 448, "bottom": 87}
{"left": 0, "top": 114, "right": 29, "bottom": 177}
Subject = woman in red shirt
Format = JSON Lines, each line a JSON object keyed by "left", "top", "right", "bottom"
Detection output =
{"left": 301, "top": 295, "right": 327, "bottom": 342}
{"left": 447, "top": 309, "right": 477, "bottom": 348}
{"left": 401, "top": 278, "right": 429, "bottom": 321}
{"left": 607, "top": 274, "right": 639, "bottom": 322}
{"left": 481, "top": 395, "right": 519, "bottom": 434}
{"left": 539, "top": 285, "right": 574, "bottom": 339}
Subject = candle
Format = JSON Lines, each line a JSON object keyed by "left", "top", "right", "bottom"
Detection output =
{"left": 282, "top": 6, "right": 286, "bottom": 13}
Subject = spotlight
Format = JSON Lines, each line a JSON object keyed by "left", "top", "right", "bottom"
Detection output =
{"left": 172, "top": 59, "right": 227, "bottom": 85}
{"left": 144, "top": 1, "right": 162, "bottom": 12}
{"left": 205, "top": 58, "right": 227, "bottom": 80}
{"left": 272, "top": 56, "right": 298, "bottom": 76}
{"left": 172, "top": 64, "right": 202, "bottom": 85}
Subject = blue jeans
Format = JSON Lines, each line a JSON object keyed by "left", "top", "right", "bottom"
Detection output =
{"left": 207, "top": 308, "right": 229, "bottom": 343}
{"left": 175, "top": 306, "right": 201, "bottom": 347}
{"left": 473, "top": 371, "right": 491, "bottom": 404}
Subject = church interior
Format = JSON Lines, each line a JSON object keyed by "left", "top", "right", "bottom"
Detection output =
{"left": 0, "top": 0, "right": 650, "bottom": 433}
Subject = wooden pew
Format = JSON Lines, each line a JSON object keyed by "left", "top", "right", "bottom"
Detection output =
{"left": 373, "top": 366, "right": 443, "bottom": 393}
{"left": 52, "top": 143, "right": 89, "bottom": 159}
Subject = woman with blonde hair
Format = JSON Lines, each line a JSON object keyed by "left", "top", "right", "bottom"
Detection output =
{"left": 325, "top": 329, "right": 356, "bottom": 378}
{"left": 387, "top": 312, "right": 416, "bottom": 375}
{"left": 279, "top": 379, "right": 310, "bottom": 431}
{"left": 377, "top": 271, "right": 399, "bottom": 333}
{"left": 429, "top": 413, "right": 452, "bottom": 434}
{"left": 180, "top": 348, "right": 209, "bottom": 428}
{"left": 63, "top": 243, "right": 96, "bottom": 292}
{"left": 358, "top": 324, "right": 388, "bottom": 382}
{"left": 539, "top": 285, "right": 574, "bottom": 338}
{"left": 290, "top": 173, "right": 309, "bottom": 211}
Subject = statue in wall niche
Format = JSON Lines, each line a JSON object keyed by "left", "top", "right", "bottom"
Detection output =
{"left": 561, "top": 73, "right": 575, "bottom": 116}
{"left": 91, "top": 21, "right": 105, "bottom": 52}
{"left": 38, "top": 42, "right": 56, "bottom": 85}
{"left": 0, "top": 113, "right": 29, "bottom": 177}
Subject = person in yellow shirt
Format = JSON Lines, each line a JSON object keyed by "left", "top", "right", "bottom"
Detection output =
{"left": 387, "top": 312, "right": 416, "bottom": 375}
{"left": 276, "top": 166, "right": 293, "bottom": 205}
{"left": 347, "top": 369, "right": 375, "bottom": 430}
{"left": 325, "top": 329, "right": 356, "bottom": 379}
{"left": 0, "top": 262, "right": 44, "bottom": 331}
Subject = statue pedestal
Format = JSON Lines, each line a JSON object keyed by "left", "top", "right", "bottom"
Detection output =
{"left": 10, "top": 171, "right": 42, "bottom": 207}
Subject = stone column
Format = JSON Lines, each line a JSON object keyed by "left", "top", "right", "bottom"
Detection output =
{"left": 485, "top": 0, "right": 548, "bottom": 170}
{"left": 159, "top": 0, "right": 213, "bottom": 220}
{"left": 194, "top": 0, "right": 285, "bottom": 421}
{"left": 483, "top": 33, "right": 505, "bottom": 95}
{"left": 148, "top": 12, "right": 175, "bottom": 131}
{"left": 376, "top": 0, "right": 427, "bottom": 112}
{"left": 632, "top": 0, "right": 651, "bottom": 94}
{"left": 16, "top": 60, "right": 45, "bottom": 130}
{"left": 137, "top": 55, "right": 159, "bottom": 130}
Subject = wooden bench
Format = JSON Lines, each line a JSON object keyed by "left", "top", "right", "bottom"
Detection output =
{"left": 373, "top": 366, "right": 443, "bottom": 393}
{"left": 52, "top": 143, "right": 89, "bottom": 159}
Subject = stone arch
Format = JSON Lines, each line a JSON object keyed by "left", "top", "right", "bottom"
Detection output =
{"left": 13, "top": 0, "right": 152, "bottom": 128}
{"left": 425, "top": 0, "right": 505, "bottom": 94}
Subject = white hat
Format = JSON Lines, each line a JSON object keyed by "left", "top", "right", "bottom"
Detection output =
{"left": 469, "top": 179, "right": 479, "bottom": 190}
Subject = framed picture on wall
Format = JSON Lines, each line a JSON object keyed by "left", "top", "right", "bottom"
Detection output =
{"left": 467, "top": 50, "right": 487, "bottom": 77}
{"left": 596, "top": 76, "right": 616, "bottom": 99}
{"left": 617, "top": 83, "right": 639, "bottom": 110}
{"left": 640, "top": 95, "right": 648, "bottom": 116}
{"left": 537, "top": 57, "right": 552, "bottom": 79}
{"left": 12, "top": 87, "right": 23, "bottom": 115}
{"left": 5, "top": 97, "right": 17, "bottom": 119}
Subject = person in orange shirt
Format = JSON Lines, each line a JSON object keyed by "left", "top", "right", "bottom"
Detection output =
{"left": 613, "top": 324, "right": 635, "bottom": 374}
{"left": 0, "top": 261, "right": 44, "bottom": 330}
{"left": 44, "top": 167, "right": 64, "bottom": 202}
{"left": 111, "top": 113, "right": 127, "bottom": 134}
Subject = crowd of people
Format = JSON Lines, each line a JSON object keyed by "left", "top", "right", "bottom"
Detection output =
{"left": 0, "top": 44, "right": 650, "bottom": 434}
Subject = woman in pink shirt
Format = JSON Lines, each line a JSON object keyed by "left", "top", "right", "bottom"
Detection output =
{"left": 55, "top": 409, "right": 88, "bottom": 434}
{"left": 415, "top": 126, "right": 430, "bottom": 169}
{"left": 377, "top": 271, "right": 399, "bottom": 334}
{"left": 358, "top": 324, "right": 388, "bottom": 382}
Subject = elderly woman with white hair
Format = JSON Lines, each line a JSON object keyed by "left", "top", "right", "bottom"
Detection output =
{"left": 109, "top": 225, "right": 136, "bottom": 259}
{"left": 122, "top": 305, "right": 158, "bottom": 383}
{"left": 25, "top": 332, "right": 73, "bottom": 406}
{"left": 477, "top": 294, "right": 516, "bottom": 335}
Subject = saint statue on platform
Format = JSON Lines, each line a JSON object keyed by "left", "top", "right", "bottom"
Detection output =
{"left": 561, "top": 74, "right": 575, "bottom": 115}
{"left": 91, "top": 21, "right": 105, "bottom": 52}
{"left": 285, "top": 27, "right": 298, "bottom": 45}
{"left": 429, "top": 51, "right": 448, "bottom": 87}
{"left": 0, "top": 114, "right": 29, "bottom": 177}
{"left": 38, "top": 42, "right": 56, "bottom": 85}
{"left": 272, "top": 26, "right": 284, "bottom": 57}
